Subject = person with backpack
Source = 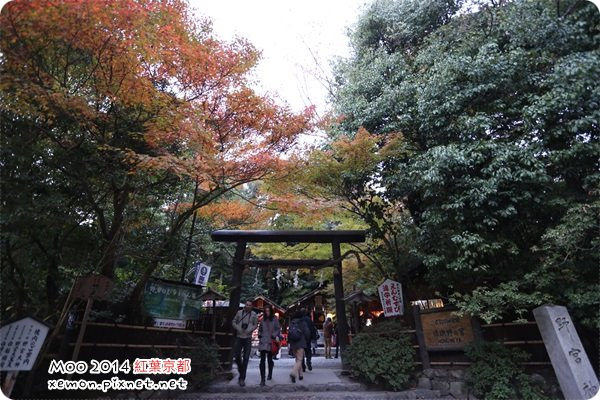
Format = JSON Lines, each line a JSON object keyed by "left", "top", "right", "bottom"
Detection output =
{"left": 300, "top": 308, "right": 318, "bottom": 371}
{"left": 257, "top": 304, "right": 281, "bottom": 386}
{"left": 287, "top": 310, "right": 309, "bottom": 383}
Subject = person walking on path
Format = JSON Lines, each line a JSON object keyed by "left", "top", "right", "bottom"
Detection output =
{"left": 288, "top": 310, "right": 310, "bottom": 383}
{"left": 300, "top": 308, "right": 318, "bottom": 371}
{"left": 323, "top": 317, "right": 333, "bottom": 359}
{"left": 257, "top": 304, "right": 281, "bottom": 386}
{"left": 232, "top": 300, "right": 258, "bottom": 387}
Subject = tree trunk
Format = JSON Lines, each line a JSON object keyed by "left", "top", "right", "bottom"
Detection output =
{"left": 98, "top": 189, "right": 129, "bottom": 278}
{"left": 126, "top": 238, "right": 171, "bottom": 322}
{"left": 181, "top": 178, "right": 199, "bottom": 281}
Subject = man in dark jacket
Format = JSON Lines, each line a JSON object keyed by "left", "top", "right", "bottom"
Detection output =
{"left": 288, "top": 311, "right": 310, "bottom": 382}
{"left": 300, "top": 307, "right": 318, "bottom": 371}
{"left": 232, "top": 300, "right": 258, "bottom": 386}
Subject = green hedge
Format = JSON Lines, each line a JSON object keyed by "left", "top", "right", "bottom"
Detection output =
{"left": 465, "top": 341, "right": 548, "bottom": 400}
{"left": 345, "top": 320, "right": 414, "bottom": 391}
{"left": 154, "top": 335, "right": 220, "bottom": 389}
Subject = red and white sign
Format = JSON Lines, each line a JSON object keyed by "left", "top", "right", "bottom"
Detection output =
{"left": 378, "top": 279, "right": 404, "bottom": 317}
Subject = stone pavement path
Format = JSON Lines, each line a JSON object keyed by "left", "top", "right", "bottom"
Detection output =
{"left": 182, "top": 392, "right": 446, "bottom": 399}
{"left": 212, "top": 352, "right": 348, "bottom": 389}
{"left": 178, "top": 349, "right": 445, "bottom": 399}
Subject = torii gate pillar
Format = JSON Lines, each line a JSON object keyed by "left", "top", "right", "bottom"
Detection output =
{"left": 332, "top": 241, "right": 349, "bottom": 358}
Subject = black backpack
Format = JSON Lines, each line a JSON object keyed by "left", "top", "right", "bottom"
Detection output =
{"left": 288, "top": 320, "right": 303, "bottom": 343}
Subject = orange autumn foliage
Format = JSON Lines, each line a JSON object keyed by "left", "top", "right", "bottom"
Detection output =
{"left": 1, "top": 0, "right": 313, "bottom": 189}
{"left": 0, "top": 0, "right": 313, "bottom": 282}
{"left": 263, "top": 128, "right": 405, "bottom": 220}
{"left": 195, "top": 200, "right": 267, "bottom": 228}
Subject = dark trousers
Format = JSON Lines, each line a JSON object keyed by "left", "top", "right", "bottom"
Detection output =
{"left": 302, "top": 346, "right": 312, "bottom": 370}
{"left": 233, "top": 337, "right": 252, "bottom": 380}
{"left": 259, "top": 350, "right": 274, "bottom": 380}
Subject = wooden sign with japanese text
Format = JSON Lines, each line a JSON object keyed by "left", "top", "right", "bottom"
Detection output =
{"left": 0, "top": 317, "right": 49, "bottom": 371}
{"left": 378, "top": 279, "right": 404, "bottom": 316}
{"left": 420, "top": 309, "right": 474, "bottom": 351}
{"left": 72, "top": 274, "right": 113, "bottom": 300}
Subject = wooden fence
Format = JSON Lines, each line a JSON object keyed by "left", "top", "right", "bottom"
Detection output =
{"left": 67, "top": 317, "right": 550, "bottom": 370}
{"left": 39, "top": 310, "right": 551, "bottom": 378}
{"left": 68, "top": 321, "right": 234, "bottom": 367}
{"left": 349, "top": 320, "right": 552, "bottom": 368}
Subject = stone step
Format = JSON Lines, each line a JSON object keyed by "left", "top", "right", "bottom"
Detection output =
{"left": 204, "top": 382, "right": 366, "bottom": 393}
{"left": 177, "top": 389, "right": 443, "bottom": 399}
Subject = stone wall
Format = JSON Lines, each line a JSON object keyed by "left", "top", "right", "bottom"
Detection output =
{"left": 414, "top": 368, "right": 470, "bottom": 399}
{"left": 412, "top": 367, "right": 562, "bottom": 399}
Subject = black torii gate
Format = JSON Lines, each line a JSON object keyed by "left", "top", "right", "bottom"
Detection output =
{"left": 210, "top": 229, "right": 366, "bottom": 362}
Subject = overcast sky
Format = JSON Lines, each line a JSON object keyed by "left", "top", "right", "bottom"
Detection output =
{"left": 189, "top": 0, "right": 368, "bottom": 118}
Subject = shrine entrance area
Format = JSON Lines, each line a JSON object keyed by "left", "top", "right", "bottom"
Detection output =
{"left": 210, "top": 229, "right": 367, "bottom": 361}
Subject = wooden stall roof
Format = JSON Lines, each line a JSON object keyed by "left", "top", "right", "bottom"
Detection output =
{"left": 286, "top": 285, "right": 328, "bottom": 312}
{"left": 252, "top": 295, "right": 286, "bottom": 314}
{"left": 200, "top": 288, "right": 226, "bottom": 301}
{"left": 344, "top": 290, "right": 378, "bottom": 304}
{"left": 210, "top": 230, "right": 366, "bottom": 243}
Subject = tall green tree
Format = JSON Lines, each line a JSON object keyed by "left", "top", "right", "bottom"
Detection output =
{"left": 332, "top": 0, "right": 599, "bottom": 327}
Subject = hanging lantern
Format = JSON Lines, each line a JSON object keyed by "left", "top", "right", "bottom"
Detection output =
{"left": 293, "top": 270, "right": 299, "bottom": 288}
{"left": 275, "top": 268, "right": 282, "bottom": 288}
